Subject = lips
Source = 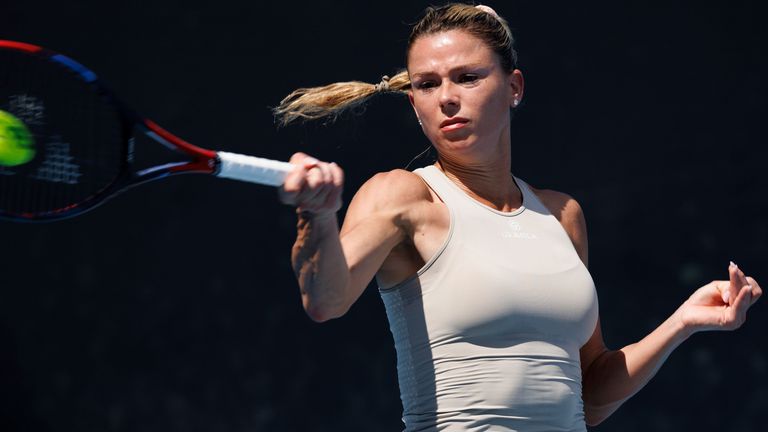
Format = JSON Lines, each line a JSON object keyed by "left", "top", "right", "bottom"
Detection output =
{"left": 439, "top": 117, "right": 469, "bottom": 131}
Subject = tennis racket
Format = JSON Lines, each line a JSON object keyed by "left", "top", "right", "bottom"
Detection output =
{"left": 0, "top": 40, "right": 294, "bottom": 222}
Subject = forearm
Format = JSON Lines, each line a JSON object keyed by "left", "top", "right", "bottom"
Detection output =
{"left": 292, "top": 211, "right": 351, "bottom": 322}
{"left": 582, "top": 310, "right": 691, "bottom": 425}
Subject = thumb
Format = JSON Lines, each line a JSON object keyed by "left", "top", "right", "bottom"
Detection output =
{"left": 288, "top": 152, "right": 319, "bottom": 169}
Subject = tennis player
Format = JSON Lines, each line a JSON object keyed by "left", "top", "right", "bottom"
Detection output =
{"left": 276, "top": 4, "right": 762, "bottom": 430}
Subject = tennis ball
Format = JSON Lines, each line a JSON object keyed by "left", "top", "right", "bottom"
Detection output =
{"left": 0, "top": 110, "right": 36, "bottom": 167}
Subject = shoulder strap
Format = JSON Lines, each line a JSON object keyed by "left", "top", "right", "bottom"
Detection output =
{"left": 412, "top": 165, "right": 465, "bottom": 207}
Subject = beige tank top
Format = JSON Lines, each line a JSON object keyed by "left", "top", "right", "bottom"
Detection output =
{"left": 379, "top": 165, "right": 599, "bottom": 432}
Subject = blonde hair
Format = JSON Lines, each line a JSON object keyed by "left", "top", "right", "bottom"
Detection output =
{"left": 273, "top": 71, "right": 411, "bottom": 126}
{"left": 273, "top": 3, "right": 517, "bottom": 126}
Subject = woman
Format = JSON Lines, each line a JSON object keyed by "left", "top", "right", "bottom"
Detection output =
{"left": 275, "top": 4, "right": 761, "bottom": 431}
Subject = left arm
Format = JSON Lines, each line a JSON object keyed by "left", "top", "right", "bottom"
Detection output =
{"left": 536, "top": 189, "right": 763, "bottom": 426}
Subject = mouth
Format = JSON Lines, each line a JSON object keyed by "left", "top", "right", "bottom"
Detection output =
{"left": 439, "top": 117, "right": 469, "bottom": 132}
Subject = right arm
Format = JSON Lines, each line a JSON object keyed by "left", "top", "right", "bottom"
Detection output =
{"left": 280, "top": 153, "right": 422, "bottom": 322}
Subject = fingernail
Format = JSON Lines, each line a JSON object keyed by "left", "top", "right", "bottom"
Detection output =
{"left": 730, "top": 261, "right": 738, "bottom": 269}
{"left": 745, "top": 284, "right": 753, "bottom": 292}
{"left": 305, "top": 157, "right": 318, "bottom": 165}
{"left": 722, "top": 290, "right": 730, "bottom": 303}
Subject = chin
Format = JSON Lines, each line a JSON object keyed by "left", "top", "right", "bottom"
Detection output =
{"left": 436, "top": 135, "right": 480, "bottom": 154}
{"left": 440, "top": 128, "right": 474, "bottom": 143}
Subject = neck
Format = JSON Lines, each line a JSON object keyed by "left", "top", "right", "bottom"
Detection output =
{"left": 434, "top": 141, "right": 521, "bottom": 212}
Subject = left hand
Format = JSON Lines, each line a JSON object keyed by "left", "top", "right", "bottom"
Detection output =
{"left": 678, "top": 262, "right": 762, "bottom": 333}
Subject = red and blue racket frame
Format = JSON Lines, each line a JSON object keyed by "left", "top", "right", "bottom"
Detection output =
{"left": 0, "top": 40, "right": 291, "bottom": 222}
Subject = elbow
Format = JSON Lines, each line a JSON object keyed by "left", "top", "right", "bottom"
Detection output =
{"left": 303, "top": 300, "right": 349, "bottom": 323}
{"left": 304, "top": 307, "right": 338, "bottom": 323}
{"left": 584, "top": 409, "right": 607, "bottom": 427}
{"left": 299, "top": 277, "right": 354, "bottom": 322}
{"left": 583, "top": 400, "right": 622, "bottom": 427}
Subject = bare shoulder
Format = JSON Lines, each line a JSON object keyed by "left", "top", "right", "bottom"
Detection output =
{"left": 355, "top": 169, "right": 432, "bottom": 206}
{"left": 528, "top": 184, "right": 589, "bottom": 265}
{"left": 528, "top": 186, "right": 585, "bottom": 227}
{"left": 341, "top": 169, "right": 433, "bottom": 234}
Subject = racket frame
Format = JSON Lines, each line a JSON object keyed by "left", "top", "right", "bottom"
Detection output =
{"left": 0, "top": 40, "right": 292, "bottom": 222}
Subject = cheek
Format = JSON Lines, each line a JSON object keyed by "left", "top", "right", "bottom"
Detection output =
{"left": 413, "top": 95, "right": 437, "bottom": 121}
{"left": 478, "top": 92, "right": 511, "bottom": 124}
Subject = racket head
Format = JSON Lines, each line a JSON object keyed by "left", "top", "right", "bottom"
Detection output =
{"left": 0, "top": 40, "right": 135, "bottom": 221}
{"left": 0, "top": 40, "right": 217, "bottom": 222}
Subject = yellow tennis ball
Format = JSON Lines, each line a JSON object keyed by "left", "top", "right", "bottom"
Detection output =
{"left": 0, "top": 110, "right": 36, "bottom": 167}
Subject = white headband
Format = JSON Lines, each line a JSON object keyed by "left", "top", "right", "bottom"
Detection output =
{"left": 475, "top": 4, "right": 501, "bottom": 19}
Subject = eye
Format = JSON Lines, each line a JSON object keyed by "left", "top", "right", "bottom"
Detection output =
{"left": 416, "top": 80, "right": 437, "bottom": 90}
{"left": 458, "top": 74, "right": 479, "bottom": 84}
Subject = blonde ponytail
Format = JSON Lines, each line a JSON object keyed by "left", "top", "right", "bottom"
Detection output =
{"left": 273, "top": 70, "right": 410, "bottom": 126}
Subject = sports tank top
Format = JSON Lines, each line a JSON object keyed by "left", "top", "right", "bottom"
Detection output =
{"left": 379, "top": 165, "right": 599, "bottom": 432}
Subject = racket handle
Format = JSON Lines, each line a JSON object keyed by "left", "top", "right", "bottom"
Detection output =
{"left": 216, "top": 151, "right": 294, "bottom": 186}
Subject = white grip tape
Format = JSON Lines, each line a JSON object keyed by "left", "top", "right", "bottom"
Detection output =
{"left": 216, "top": 151, "right": 294, "bottom": 186}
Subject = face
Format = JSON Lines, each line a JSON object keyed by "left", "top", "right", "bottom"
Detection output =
{"left": 407, "top": 30, "right": 523, "bottom": 160}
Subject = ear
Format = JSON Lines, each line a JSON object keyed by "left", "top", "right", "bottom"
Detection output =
{"left": 408, "top": 91, "right": 421, "bottom": 123}
{"left": 508, "top": 69, "right": 524, "bottom": 108}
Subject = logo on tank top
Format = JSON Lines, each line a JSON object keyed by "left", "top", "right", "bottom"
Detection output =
{"left": 502, "top": 220, "right": 537, "bottom": 239}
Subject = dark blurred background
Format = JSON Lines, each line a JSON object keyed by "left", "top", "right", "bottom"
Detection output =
{"left": 1, "top": 0, "right": 766, "bottom": 431}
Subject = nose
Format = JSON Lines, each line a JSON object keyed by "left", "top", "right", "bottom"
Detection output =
{"left": 439, "top": 82, "right": 460, "bottom": 117}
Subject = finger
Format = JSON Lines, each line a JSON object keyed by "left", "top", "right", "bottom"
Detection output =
{"left": 725, "top": 261, "right": 740, "bottom": 304}
{"left": 316, "top": 163, "right": 339, "bottom": 194}
{"left": 287, "top": 152, "right": 305, "bottom": 165}
{"left": 710, "top": 280, "right": 729, "bottom": 303}
{"left": 285, "top": 166, "right": 323, "bottom": 209}
{"left": 279, "top": 164, "right": 308, "bottom": 205}
{"left": 300, "top": 167, "right": 326, "bottom": 205}
{"left": 304, "top": 164, "right": 341, "bottom": 211}
{"left": 318, "top": 162, "right": 344, "bottom": 213}
{"left": 315, "top": 162, "right": 333, "bottom": 185}
{"left": 324, "top": 176, "right": 342, "bottom": 208}
{"left": 728, "top": 283, "right": 753, "bottom": 329}
{"left": 745, "top": 276, "right": 762, "bottom": 305}
{"left": 329, "top": 162, "right": 344, "bottom": 187}
{"left": 283, "top": 153, "right": 316, "bottom": 189}
{"left": 737, "top": 267, "right": 749, "bottom": 288}
{"left": 305, "top": 165, "right": 326, "bottom": 190}
{"left": 288, "top": 152, "right": 318, "bottom": 167}
{"left": 290, "top": 159, "right": 341, "bottom": 213}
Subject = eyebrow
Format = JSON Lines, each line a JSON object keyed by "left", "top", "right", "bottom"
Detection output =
{"left": 409, "top": 63, "right": 492, "bottom": 80}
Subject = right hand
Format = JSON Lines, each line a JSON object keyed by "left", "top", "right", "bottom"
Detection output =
{"left": 279, "top": 152, "right": 344, "bottom": 216}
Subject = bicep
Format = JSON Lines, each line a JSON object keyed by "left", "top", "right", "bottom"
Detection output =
{"left": 579, "top": 316, "right": 611, "bottom": 425}
{"left": 339, "top": 213, "right": 403, "bottom": 296}
{"left": 580, "top": 317, "right": 608, "bottom": 375}
{"left": 338, "top": 171, "right": 421, "bottom": 296}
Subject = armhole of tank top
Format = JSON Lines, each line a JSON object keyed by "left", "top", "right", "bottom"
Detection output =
{"left": 514, "top": 176, "right": 551, "bottom": 216}
{"left": 378, "top": 168, "right": 456, "bottom": 292}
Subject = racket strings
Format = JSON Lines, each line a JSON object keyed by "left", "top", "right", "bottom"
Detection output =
{"left": 0, "top": 49, "right": 124, "bottom": 218}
